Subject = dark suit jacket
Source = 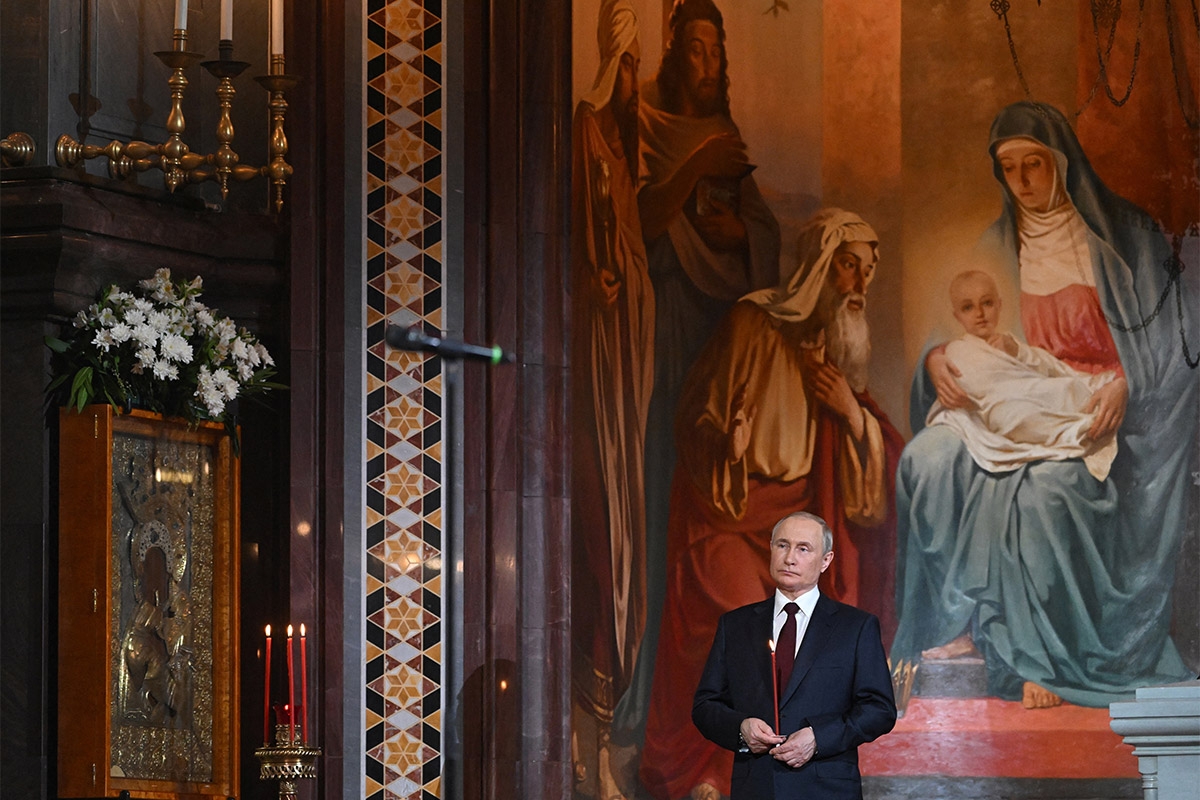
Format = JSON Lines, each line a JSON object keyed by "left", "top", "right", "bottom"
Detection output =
{"left": 692, "top": 594, "right": 896, "bottom": 800}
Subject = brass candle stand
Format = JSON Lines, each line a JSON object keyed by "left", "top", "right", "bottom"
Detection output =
{"left": 199, "top": 41, "right": 252, "bottom": 200}
{"left": 50, "top": 30, "right": 297, "bottom": 211}
{"left": 255, "top": 56, "right": 298, "bottom": 213}
{"left": 255, "top": 724, "right": 321, "bottom": 800}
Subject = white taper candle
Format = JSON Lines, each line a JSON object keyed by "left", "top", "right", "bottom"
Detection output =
{"left": 271, "top": 0, "right": 284, "bottom": 56}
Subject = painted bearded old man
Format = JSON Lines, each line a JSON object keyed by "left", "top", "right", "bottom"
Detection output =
{"left": 638, "top": 209, "right": 904, "bottom": 800}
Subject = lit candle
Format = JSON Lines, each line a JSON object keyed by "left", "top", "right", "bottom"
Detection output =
{"left": 174, "top": 0, "right": 188, "bottom": 31}
{"left": 220, "top": 0, "right": 233, "bottom": 40}
{"left": 263, "top": 625, "right": 272, "bottom": 744}
{"left": 286, "top": 624, "right": 296, "bottom": 743}
{"left": 769, "top": 639, "right": 779, "bottom": 734}
{"left": 271, "top": 0, "right": 284, "bottom": 57}
{"left": 300, "top": 623, "right": 308, "bottom": 744}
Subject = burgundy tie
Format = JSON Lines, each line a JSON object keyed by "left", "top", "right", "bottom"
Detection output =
{"left": 776, "top": 602, "right": 800, "bottom": 693}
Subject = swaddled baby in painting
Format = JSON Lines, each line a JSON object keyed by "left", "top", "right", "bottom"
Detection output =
{"left": 927, "top": 269, "right": 1117, "bottom": 481}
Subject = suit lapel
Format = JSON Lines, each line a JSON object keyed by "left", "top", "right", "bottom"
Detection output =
{"left": 779, "top": 595, "right": 837, "bottom": 707}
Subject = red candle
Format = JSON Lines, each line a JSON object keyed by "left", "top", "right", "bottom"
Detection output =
{"left": 300, "top": 623, "right": 308, "bottom": 744}
{"left": 769, "top": 639, "right": 779, "bottom": 734}
{"left": 263, "top": 625, "right": 272, "bottom": 744}
{"left": 286, "top": 624, "right": 296, "bottom": 743}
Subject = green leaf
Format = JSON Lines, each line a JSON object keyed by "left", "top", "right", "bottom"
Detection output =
{"left": 69, "top": 367, "right": 94, "bottom": 411}
{"left": 70, "top": 366, "right": 93, "bottom": 395}
{"left": 45, "top": 336, "right": 70, "bottom": 353}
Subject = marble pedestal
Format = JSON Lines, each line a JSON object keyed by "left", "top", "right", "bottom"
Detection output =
{"left": 1109, "top": 680, "right": 1200, "bottom": 800}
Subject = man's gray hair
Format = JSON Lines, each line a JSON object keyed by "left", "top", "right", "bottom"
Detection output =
{"left": 770, "top": 511, "right": 834, "bottom": 556}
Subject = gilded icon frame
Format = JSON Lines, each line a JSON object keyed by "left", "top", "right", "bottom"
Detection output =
{"left": 57, "top": 406, "right": 240, "bottom": 799}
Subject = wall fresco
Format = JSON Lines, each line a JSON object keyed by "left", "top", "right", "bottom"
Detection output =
{"left": 569, "top": 1, "right": 1200, "bottom": 797}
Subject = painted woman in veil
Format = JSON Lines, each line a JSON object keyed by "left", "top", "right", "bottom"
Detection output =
{"left": 891, "top": 101, "right": 1197, "bottom": 710}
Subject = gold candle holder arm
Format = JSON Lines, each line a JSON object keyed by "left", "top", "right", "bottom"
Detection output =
{"left": 113, "top": 140, "right": 172, "bottom": 180}
{"left": 180, "top": 155, "right": 220, "bottom": 186}
{"left": 56, "top": 136, "right": 173, "bottom": 182}
{"left": 184, "top": 161, "right": 265, "bottom": 187}
{"left": 121, "top": 143, "right": 214, "bottom": 180}
{"left": 55, "top": 135, "right": 124, "bottom": 170}
{"left": 1, "top": 131, "right": 36, "bottom": 167}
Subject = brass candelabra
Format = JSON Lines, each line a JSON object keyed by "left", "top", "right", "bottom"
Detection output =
{"left": 255, "top": 724, "right": 321, "bottom": 800}
{"left": 50, "top": 30, "right": 297, "bottom": 211}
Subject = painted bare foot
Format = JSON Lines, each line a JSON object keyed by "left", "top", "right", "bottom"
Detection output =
{"left": 921, "top": 634, "right": 980, "bottom": 660}
{"left": 1022, "top": 681, "right": 1063, "bottom": 709}
{"left": 690, "top": 782, "right": 721, "bottom": 800}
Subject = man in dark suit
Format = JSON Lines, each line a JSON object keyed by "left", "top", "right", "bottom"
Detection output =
{"left": 692, "top": 511, "right": 896, "bottom": 799}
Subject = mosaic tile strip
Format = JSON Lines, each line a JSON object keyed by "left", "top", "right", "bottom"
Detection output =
{"left": 364, "top": 0, "right": 445, "bottom": 797}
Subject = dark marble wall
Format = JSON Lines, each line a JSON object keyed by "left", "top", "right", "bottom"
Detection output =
{"left": 274, "top": 0, "right": 353, "bottom": 796}
{"left": 459, "top": 0, "right": 574, "bottom": 797}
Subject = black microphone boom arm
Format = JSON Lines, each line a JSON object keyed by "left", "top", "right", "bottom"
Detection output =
{"left": 385, "top": 324, "right": 515, "bottom": 364}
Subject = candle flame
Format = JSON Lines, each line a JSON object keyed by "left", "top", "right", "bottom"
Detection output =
{"left": 287, "top": 624, "right": 294, "bottom": 636}
{"left": 300, "top": 623, "right": 306, "bottom": 637}
{"left": 266, "top": 624, "right": 271, "bottom": 636}
{"left": 769, "top": 639, "right": 775, "bottom": 652}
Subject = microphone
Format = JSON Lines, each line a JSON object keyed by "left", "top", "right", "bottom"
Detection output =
{"left": 385, "top": 324, "right": 515, "bottom": 364}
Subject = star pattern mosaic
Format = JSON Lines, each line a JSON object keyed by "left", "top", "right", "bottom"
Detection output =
{"left": 364, "top": 0, "right": 446, "bottom": 797}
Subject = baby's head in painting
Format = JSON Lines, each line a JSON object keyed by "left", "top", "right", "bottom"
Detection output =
{"left": 949, "top": 270, "right": 1003, "bottom": 340}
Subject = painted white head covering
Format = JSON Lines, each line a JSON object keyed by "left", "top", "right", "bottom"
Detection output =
{"left": 994, "top": 136, "right": 1068, "bottom": 212}
{"left": 743, "top": 208, "right": 878, "bottom": 324}
{"left": 581, "top": 0, "right": 639, "bottom": 110}
{"left": 993, "top": 136, "right": 1095, "bottom": 294}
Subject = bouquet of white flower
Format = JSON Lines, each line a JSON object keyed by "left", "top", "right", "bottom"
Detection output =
{"left": 47, "top": 268, "right": 283, "bottom": 427}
